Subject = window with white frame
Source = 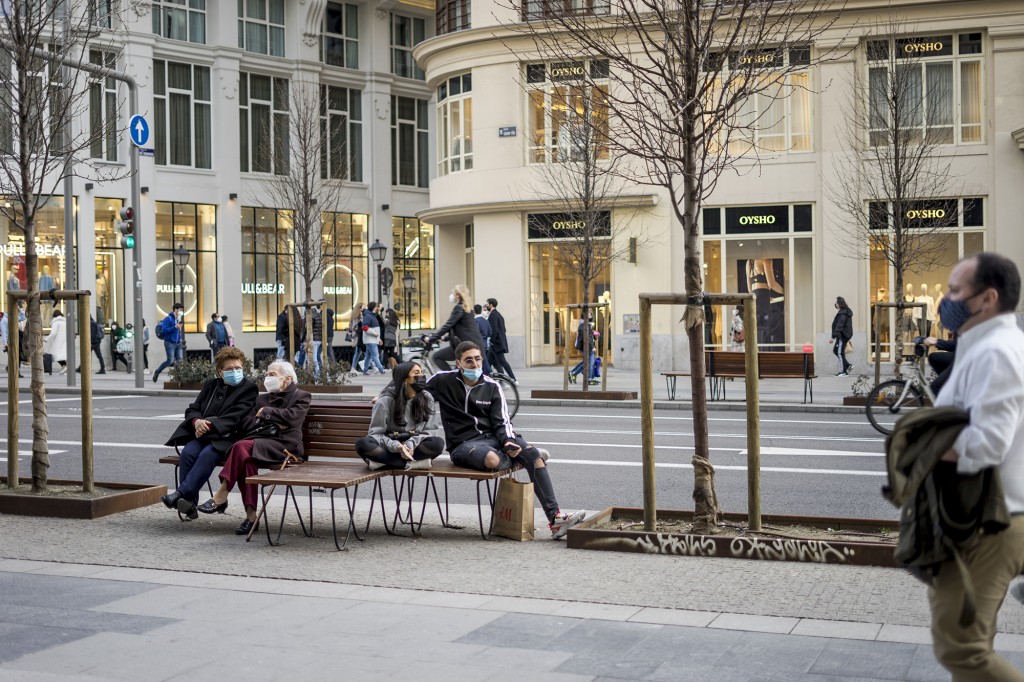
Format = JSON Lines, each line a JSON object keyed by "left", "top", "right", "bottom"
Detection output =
{"left": 526, "top": 59, "right": 609, "bottom": 164}
{"left": 707, "top": 47, "right": 812, "bottom": 156}
{"left": 239, "top": 73, "right": 290, "bottom": 175}
{"left": 152, "top": 0, "right": 206, "bottom": 44}
{"left": 90, "top": 0, "right": 113, "bottom": 29}
{"left": 522, "top": 0, "right": 610, "bottom": 21}
{"left": 436, "top": 0, "right": 469, "bottom": 36}
{"left": 867, "top": 33, "right": 983, "bottom": 146}
{"left": 0, "top": 45, "right": 67, "bottom": 155}
{"left": 238, "top": 0, "right": 285, "bottom": 57}
{"left": 89, "top": 50, "right": 118, "bottom": 162}
{"left": 322, "top": 2, "right": 358, "bottom": 68}
{"left": 392, "top": 95, "right": 428, "bottom": 187}
{"left": 319, "top": 84, "right": 362, "bottom": 182}
{"left": 154, "top": 60, "right": 212, "bottom": 169}
{"left": 436, "top": 73, "right": 471, "bottom": 176}
{"left": 390, "top": 14, "right": 425, "bottom": 80}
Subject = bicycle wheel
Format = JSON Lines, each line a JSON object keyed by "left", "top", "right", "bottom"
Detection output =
{"left": 865, "top": 379, "right": 926, "bottom": 436}
{"left": 492, "top": 374, "right": 520, "bottom": 420}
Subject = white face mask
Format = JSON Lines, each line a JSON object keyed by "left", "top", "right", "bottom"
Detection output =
{"left": 449, "top": 293, "right": 457, "bottom": 304}
{"left": 175, "top": 311, "right": 183, "bottom": 320}
{"left": 264, "top": 375, "right": 283, "bottom": 393}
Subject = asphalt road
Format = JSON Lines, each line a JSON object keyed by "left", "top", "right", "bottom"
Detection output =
{"left": 2, "top": 395, "right": 898, "bottom": 522}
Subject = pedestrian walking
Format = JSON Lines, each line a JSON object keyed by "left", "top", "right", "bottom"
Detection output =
{"left": 220, "top": 314, "right": 235, "bottom": 347}
{"left": 473, "top": 304, "right": 493, "bottom": 359}
{"left": 349, "top": 303, "right": 365, "bottom": 374}
{"left": 484, "top": 298, "right": 517, "bottom": 382}
{"left": 196, "top": 360, "right": 310, "bottom": 536}
{"left": 160, "top": 347, "right": 258, "bottom": 520}
{"left": 110, "top": 321, "right": 129, "bottom": 371}
{"left": 829, "top": 296, "right": 853, "bottom": 376}
{"left": 324, "top": 308, "right": 335, "bottom": 365}
{"left": 425, "top": 340, "right": 586, "bottom": 539}
{"left": 152, "top": 303, "right": 183, "bottom": 383}
{"left": 275, "top": 308, "right": 289, "bottom": 360}
{"left": 568, "top": 315, "right": 598, "bottom": 385}
{"left": 88, "top": 315, "right": 106, "bottom": 374}
{"left": 926, "top": 252, "right": 1024, "bottom": 680}
{"left": 360, "top": 302, "right": 387, "bottom": 375}
{"left": 44, "top": 309, "right": 67, "bottom": 374}
{"left": 729, "top": 305, "right": 745, "bottom": 351}
{"left": 426, "top": 285, "right": 485, "bottom": 372}
{"left": 382, "top": 308, "right": 400, "bottom": 368}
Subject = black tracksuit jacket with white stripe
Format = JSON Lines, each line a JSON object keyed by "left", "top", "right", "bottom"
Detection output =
{"left": 425, "top": 370, "right": 515, "bottom": 452}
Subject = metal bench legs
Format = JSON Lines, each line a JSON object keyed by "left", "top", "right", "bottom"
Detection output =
{"left": 329, "top": 486, "right": 363, "bottom": 551}
{"left": 249, "top": 483, "right": 312, "bottom": 546}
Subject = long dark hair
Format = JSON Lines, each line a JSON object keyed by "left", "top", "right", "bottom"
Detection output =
{"left": 836, "top": 296, "right": 849, "bottom": 311}
{"left": 389, "top": 361, "right": 430, "bottom": 427}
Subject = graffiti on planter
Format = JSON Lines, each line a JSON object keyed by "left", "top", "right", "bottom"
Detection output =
{"left": 588, "top": 533, "right": 717, "bottom": 557}
{"left": 729, "top": 537, "right": 851, "bottom": 563}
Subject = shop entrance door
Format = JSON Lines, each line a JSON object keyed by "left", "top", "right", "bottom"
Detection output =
{"left": 528, "top": 243, "right": 611, "bottom": 366}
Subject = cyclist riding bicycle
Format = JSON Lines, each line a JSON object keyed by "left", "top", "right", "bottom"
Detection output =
{"left": 424, "top": 284, "right": 488, "bottom": 373}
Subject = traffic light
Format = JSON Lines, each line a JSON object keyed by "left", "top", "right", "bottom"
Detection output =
{"left": 118, "top": 206, "right": 135, "bottom": 249}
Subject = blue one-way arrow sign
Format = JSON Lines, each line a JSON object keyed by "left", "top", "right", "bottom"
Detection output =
{"left": 129, "top": 115, "right": 150, "bottom": 147}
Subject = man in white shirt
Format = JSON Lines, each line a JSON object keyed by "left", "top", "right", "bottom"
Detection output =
{"left": 931, "top": 252, "right": 1024, "bottom": 680}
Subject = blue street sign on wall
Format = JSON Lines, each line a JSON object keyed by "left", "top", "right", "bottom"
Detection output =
{"left": 129, "top": 115, "right": 150, "bottom": 147}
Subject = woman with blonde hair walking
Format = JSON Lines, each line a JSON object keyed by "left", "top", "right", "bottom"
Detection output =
{"left": 425, "top": 284, "right": 485, "bottom": 371}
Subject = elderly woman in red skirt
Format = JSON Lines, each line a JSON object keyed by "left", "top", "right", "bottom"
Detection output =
{"left": 197, "top": 360, "right": 311, "bottom": 535}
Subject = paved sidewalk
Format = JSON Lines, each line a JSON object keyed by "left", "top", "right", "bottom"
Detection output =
{"left": 10, "top": 357, "right": 891, "bottom": 412}
{"left": 3, "top": 494, "right": 1024, "bottom": 680}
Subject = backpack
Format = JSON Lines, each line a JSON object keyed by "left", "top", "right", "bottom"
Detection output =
{"left": 154, "top": 318, "right": 166, "bottom": 340}
{"left": 213, "top": 320, "right": 227, "bottom": 344}
{"left": 89, "top": 318, "right": 102, "bottom": 346}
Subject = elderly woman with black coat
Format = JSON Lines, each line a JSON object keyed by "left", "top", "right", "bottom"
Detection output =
{"left": 161, "top": 347, "right": 258, "bottom": 519}
{"left": 197, "top": 360, "right": 312, "bottom": 535}
{"left": 426, "top": 284, "right": 486, "bottom": 371}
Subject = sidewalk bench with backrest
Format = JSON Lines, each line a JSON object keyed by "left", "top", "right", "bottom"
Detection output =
{"left": 661, "top": 351, "right": 816, "bottom": 403}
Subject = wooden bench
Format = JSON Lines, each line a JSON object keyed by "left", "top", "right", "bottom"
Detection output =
{"left": 662, "top": 351, "right": 816, "bottom": 404}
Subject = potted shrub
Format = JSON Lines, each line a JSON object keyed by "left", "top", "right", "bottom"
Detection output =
{"left": 842, "top": 374, "right": 873, "bottom": 406}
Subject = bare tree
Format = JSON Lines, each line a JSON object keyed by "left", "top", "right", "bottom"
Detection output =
{"left": 829, "top": 15, "right": 964, "bottom": 368}
{"left": 0, "top": 0, "right": 126, "bottom": 491}
{"left": 502, "top": 0, "right": 846, "bottom": 531}
{"left": 253, "top": 79, "right": 349, "bottom": 369}
{"left": 515, "top": 89, "right": 648, "bottom": 392}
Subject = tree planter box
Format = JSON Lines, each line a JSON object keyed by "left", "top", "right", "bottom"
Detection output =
{"left": 0, "top": 479, "right": 167, "bottom": 519}
{"left": 163, "top": 382, "right": 204, "bottom": 390}
{"left": 531, "top": 390, "right": 638, "bottom": 400}
{"left": 842, "top": 396, "right": 870, "bottom": 406}
{"left": 566, "top": 506, "right": 898, "bottom": 568}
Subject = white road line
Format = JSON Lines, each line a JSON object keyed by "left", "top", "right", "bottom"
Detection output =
{"left": 738, "top": 447, "right": 883, "bottom": 458}
{"left": 527, "top": 427, "right": 882, "bottom": 443}
{"left": 532, "top": 441, "right": 735, "bottom": 452}
{"left": 517, "top": 412, "right": 873, "bottom": 427}
{"left": 0, "top": 438, "right": 166, "bottom": 450}
{"left": 531, "top": 441, "right": 881, "bottom": 459}
{"left": 30, "top": 414, "right": 180, "bottom": 421}
{"left": 0, "top": 395, "right": 148, "bottom": 406}
{"left": 0, "top": 449, "right": 66, "bottom": 462}
{"left": 546, "top": 458, "right": 885, "bottom": 477}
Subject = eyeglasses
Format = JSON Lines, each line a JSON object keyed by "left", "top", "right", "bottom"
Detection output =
{"left": 460, "top": 355, "right": 484, "bottom": 367}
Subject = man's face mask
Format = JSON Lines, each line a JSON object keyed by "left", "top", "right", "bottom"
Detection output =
{"left": 938, "top": 290, "right": 984, "bottom": 335}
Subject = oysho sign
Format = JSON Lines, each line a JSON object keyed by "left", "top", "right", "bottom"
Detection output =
{"left": 906, "top": 208, "right": 946, "bottom": 219}
{"left": 903, "top": 41, "right": 945, "bottom": 54}
{"left": 527, "top": 211, "right": 612, "bottom": 240}
{"left": 739, "top": 215, "right": 776, "bottom": 225}
{"left": 1, "top": 242, "right": 65, "bottom": 257}
{"left": 550, "top": 62, "right": 587, "bottom": 81}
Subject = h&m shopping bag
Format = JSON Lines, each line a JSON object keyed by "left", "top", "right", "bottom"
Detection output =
{"left": 491, "top": 478, "right": 535, "bottom": 541}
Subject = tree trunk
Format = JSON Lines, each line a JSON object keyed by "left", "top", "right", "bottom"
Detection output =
{"left": 581, "top": 290, "right": 592, "bottom": 394}
{"left": 303, "top": 284, "right": 313, "bottom": 370}
{"left": 23, "top": 228, "right": 49, "bottom": 492}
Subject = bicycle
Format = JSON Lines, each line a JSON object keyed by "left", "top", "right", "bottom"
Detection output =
{"left": 865, "top": 336, "right": 936, "bottom": 436}
{"left": 400, "top": 337, "right": 520, "bottom": 419}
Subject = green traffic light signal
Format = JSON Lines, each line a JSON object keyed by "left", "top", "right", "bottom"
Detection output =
{"left": 121, "top": 236, "right": 135, "bottom": 249}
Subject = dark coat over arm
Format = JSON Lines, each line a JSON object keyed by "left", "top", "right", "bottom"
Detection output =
{"left": 245, "top": 384, "right": 312, "bottom": 466}
{"left": 165, "top": 378, "right": 259, "bottom": 456}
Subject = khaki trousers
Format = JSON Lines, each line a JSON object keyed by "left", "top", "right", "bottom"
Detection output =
{"left": 929, "top": 515, "right": 1024, "bottom": 681}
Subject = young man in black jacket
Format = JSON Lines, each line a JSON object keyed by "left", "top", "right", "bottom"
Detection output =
{"left": 484, "top": 298, "right": 517, "bottom": 382}
{"left": 426, "top": 341, "right": 585, "bottom": 539}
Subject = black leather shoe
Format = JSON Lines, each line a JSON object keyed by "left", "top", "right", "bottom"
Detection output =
{"left": 176, "top": 497, "right": 198, "bottom": 520}
{"left": 161, "top": 491, "right": 182, "bottom": 509}
{"left": 235, "top": 519, "right": 259, "bottom": 536}
{"left": 198, "top": 499, "right": 228, "bottom": 515}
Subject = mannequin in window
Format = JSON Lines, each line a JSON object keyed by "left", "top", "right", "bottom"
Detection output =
{"left": 901, "top": 282, "right": 917, "bottom": 344}
{"left": 873, "top": 287, "right": 890, "bottom": 346}
{"left": 918, "top": 283, "right": 935, "bottom": 337}
{"left": 934, "top": 283, "right": 945, "bottom": 338}
{"left": 7, "top": 263, "right": 21, "bottom": 291}
{"left": 39, "top": 265, "right": 56, "bottom": 326}
{"left": 95, "top": 267, "right": 109, "bottom": 325}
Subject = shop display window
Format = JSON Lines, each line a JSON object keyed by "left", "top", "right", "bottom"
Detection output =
{"left": 154, "top": 201, "right": 217, "bottom": 333}
{"left": 241, "top": 206, "right": 293, "bottom": 332}
{"left": 322, "top": 211, "right": 368, "bottom": 329}
{"left": 526, "top": 60, "right": 609, "bottom": 164}
{"left": 392, "top": 217, "right": 435, "bottom": 332}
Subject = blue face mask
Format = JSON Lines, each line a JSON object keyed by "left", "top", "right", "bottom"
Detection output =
{"left": 938, "top": 293, "right": 982, "bottom": 335}
{"left": 222, "top": 369, "right": 245, "bottom": 386}
{"left": 461, "top": 367, "right": 483, "bottom": 382}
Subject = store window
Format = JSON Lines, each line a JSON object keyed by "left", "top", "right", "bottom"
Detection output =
{"left": 705, "top": 47, "right": 812, "bottom": 155}
{"left": 93, "top": 198, "right": 125, "bottom": 327}
{"left": 701, "top": 204, "right": 815, "bottom": 350}
{"left": 0, "top": 197, "right": 73, "bottom": 327}
{"left": 322, "top": 2, "right": 358, "bottom": 68}
{"left": 89, "top": 50, "right": 118, "bottom": 162}
{"left": 436, "top": 0, "right": 469, "bottom": 35}
{"left": 319, "top": 84, "right": 361, "bottom": 181}
{"left": 238, "top": 0, "right": 285, "bottom": 57}
{"left": 436, "top": 73, "right": 472, "bottom": 176}
{"left": 322, "top": 211, "right": 368, "bottom": 328}
{"left": 868, "top": 197, "right": 985, "bottom": 360}
{"left": 392, "top": 217, "right": 435, "bottom": 332}
{"left": 154, "top": 201, "right": 217, "bottom": 333}
{"left": 522, "top": 0, "right": 609, "bottom": 20}
{"left": 391, "top": 95, "right": 428, "bottom": 188}
{"left": 240, "top": 73, "right": 289, "bottom": 175}
{"left": 868, "top": 33, "right": 983, "bottom": 146}
{"left": 153, "top": 59, "right": 212, "bottom": 169}
{"left": 526, "top": 60, "right": 609, "bottom": 164}
{"left": 152, "top": 0, "right": 206, "bottom": 44}
{"left": 241, "top": 207, "right": 293, "bottom": 332}
{"left": 390, "top": 13, "right": 425, "bottom": 80}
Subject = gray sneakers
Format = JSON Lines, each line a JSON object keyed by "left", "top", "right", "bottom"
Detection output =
{"left": 405, "top": 459, "right": 432, "bottom": 471}
{"left": 549, "top": 510, "right": 586, "bottom": 540}
{"left": 537, "top": 448, "right": 550, "bottom": 462}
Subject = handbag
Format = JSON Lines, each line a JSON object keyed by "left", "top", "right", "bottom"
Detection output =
{"left": 491, "top": 477, "right": 535, "bottom": 541}
{"left": 344, "top": 332, "right": 353, "bottom": 342}
{"left": 243, "top": 419, "right": 281, "bottom": 440}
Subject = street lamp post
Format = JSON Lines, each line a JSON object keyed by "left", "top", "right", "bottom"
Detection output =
{"left": 402, "top": 271, "right": 415, "bottom": 339}
{"left": 369, "top": 239, "right": 387, "bottom": 305}
{"left": 173, "top": 245, "right": 190, "bottom": 344}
